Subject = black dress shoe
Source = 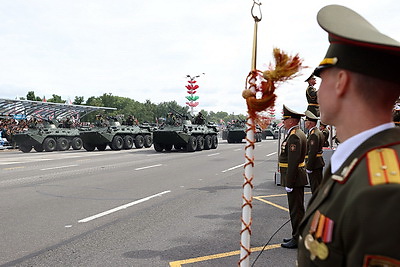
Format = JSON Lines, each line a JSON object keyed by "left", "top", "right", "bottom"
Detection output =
{"left": 283, "top": 237, "right": 292, "bottom": 243}
{"left": 281, "top": 238, "right": 298, "bottom": 249}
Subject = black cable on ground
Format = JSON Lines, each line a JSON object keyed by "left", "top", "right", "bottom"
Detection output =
{"left": 251, "top": 218, "right": 291, "bottom": 266}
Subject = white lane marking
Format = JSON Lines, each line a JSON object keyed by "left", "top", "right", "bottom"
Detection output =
{"left": 78, "top": 190, "right": 171, "bottom": 223}
{"left": 207, "top": 153, "right": 220, "bottom": 157}
{"left": 0, "top": 162, "right": 21, "bottom": 165}
{"left": 222, "top": 163, "right": 245, "bottom": 173}
{"left": 266, "top": 152, "right": 277, "bottom": 157}
{"left": 134, "top": 164, "right": 162, "bottom": 171}
{"left": 62, "top": 155, "right": 84, "bottom": 159}
{"left": 40, "top": 165, "right": 78, "bottom": 171}
{"left": 234, "top": 148, "right": 242, "bottom": 151}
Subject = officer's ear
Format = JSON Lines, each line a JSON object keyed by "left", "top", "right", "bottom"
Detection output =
{"left": 335, "top": 70, "right": 350, "bottom": 98}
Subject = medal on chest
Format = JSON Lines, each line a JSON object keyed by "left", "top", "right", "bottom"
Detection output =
{"left": 304, "top": 210, "right": 334, "bottom": 261}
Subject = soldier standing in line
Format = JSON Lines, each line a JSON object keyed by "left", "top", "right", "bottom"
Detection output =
{"left": 279, "top": 105, "right": 307, "bottom": 249}
{"left": 319, "top": 123, "right": 330, "bottom": 147}
{"left": 305, "top": 74, "right": 320, "bottom": 117}
{"left": 304, "top": 110, "right": 325, "bottom": 194}
{"left": 297, "top": 5, "right": 400, "bottom": 266}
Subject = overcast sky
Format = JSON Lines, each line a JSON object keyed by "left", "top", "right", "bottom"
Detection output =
{"left": 1, "top": 0, "right": 399, "bottom": 116}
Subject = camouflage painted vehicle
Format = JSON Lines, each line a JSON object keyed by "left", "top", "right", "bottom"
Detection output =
{"left": 13, "top": 119, "right": 83, "bottom": 153}
{"left": 222, "top": 120, "right": 262, "bottom": 143}
{"left": 152, "top": 112, "right": 218, "bottom": 152}
{"left": 79, "top": 117, "right": 152, "bottom": 151}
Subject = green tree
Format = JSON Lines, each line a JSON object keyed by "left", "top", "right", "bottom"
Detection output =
{"left": 73, "top": 96, "right": 85, "bottom": 105}
{"left": 47, "top": 94, "right": 64, "bottom": 103}
{"left": 26, "top": 91, "right": 36, "bottom": 101}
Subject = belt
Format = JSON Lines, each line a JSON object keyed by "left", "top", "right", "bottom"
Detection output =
{"left": 308, "top": 103, "right": 319, "bottom": 106}
{"left": 305, "top": 153, "right": 323, "bottom": 159}
{"left": 279, "top": 162, "right": 305, "bottom": 168}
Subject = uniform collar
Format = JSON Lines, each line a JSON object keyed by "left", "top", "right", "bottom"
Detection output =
{"left": 331, "top": 122, "right": 395, "bottom": 173}
{"left": 286, "top": 125, "right": 299, "bottom": 134}
{"left": 308, "top": 126, "right": 317, "bottom": 135}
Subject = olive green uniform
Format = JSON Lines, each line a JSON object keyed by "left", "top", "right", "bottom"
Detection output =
{"left": 306, "top": 85, "right": 319, "bottom": 117}
{"left": 305, "top": 127, "right": 325, "bottom": 194}
{"left": 297, "top": 128, "right": 400, "bottom": 266}
{"left": 321, "top": 128, "right": 330, "bottom": 147}
{"left": 279, "top": 126, "right": 307, "bottom": 240}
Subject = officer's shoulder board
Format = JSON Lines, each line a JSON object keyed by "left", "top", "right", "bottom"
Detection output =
{"left": 290, "top": 129, "right": 297, "bottom": 135}
{"left": 332, "top": 146, "right": 400, "bottom": 185}
{"left": 366, "top": 147, "right": 400, "bottom": 186}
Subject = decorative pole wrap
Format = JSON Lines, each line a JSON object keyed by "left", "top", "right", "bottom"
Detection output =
{"left": 239, "top": 1, "right": 303, "bottom": 266}
{"left": 185, "top": 74, "right": 204, "bottom": 116}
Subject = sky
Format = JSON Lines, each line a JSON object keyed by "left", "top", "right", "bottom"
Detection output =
{"left": 0, "top": 0, "right": 399, "bottom": 117}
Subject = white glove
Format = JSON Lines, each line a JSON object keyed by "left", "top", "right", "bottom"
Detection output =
{"left": 306, "top": 169, "right": 313, "bottom": 174}
{"left": 285, "top": 187, "right": 293, "bottom": 193}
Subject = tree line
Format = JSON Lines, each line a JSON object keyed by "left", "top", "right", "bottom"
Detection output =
{"left": 21, "top": 91, "right": 245, "bottom": 124}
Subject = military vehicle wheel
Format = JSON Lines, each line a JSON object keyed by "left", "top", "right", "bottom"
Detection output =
{"left": 123, "top": 135, "right": 134, "bottom": 149}
{"left": 144, "top": 135, "right": 153, "bottom": 148}
{"left": 96, "top": 144, "right": 107, "bottom": 151}
{"left": 43, "top": 137, "right": 57, "bottom": 152}
{"left": 71, "top": 137, "right": 83, "bottom": 150}
{"left": 57, "top": 137, "right": 70, "bottom": 151}
{"left": 204, "top": 135, "right": 212, "bottom": 150}
{"left": 154, "top": 143, "right": 164, "bottom": 152}
{"left": 196, "top": 136, "right": 204, "bottom": 151}
{"left": 134, "top": 135, "right": 144, "bottom": 148}
{"left": 164, "top": 144, "right": 173, "bottom": 151}
{"left": 20, "top": 144, "right": 32, "bottom": 153}
{"left": 34, "top": 144, "right": 44, "bottom": 152}
{"left": 186, "top": 136, "right": 197, "bottom": 152}
{"left": 111, "top": 135, "right": 123, "bottom": 150}
{"left": 174, "top": 144, "right": 183, "bottom": 150}
{"left": 83, "top": 142, "right": 96, "bottom": 151}
{"left": 211, "top": 135, "right": 218, "bottom": 149}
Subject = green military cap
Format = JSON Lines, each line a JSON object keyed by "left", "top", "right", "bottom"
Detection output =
{"left": 304, "top": 73, "right": 315, "bottom": 82}
{"left": 304, "top": 110, "right": 319, "bottom": 122}
{"left": 313, "top": 5, "right": 400, "bottom": 83}
{"left": 282, "top": 105, "right": 304, "bottom": 120}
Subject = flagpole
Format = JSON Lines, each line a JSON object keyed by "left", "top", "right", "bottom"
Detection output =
{"left": 239, "top": 1, "right": 261, "bottom": 266}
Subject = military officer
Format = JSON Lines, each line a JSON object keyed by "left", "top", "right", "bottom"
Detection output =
{"left": 297, "top": 5, "right": 400, "bottom": 266}
{"left": 279, "top": 105, "right": 307, "bottom": 249}
{"left": 304, "top": 110, "right": 325, "bottom": 194}
{"left": 319, "top": 123, "right": 330, "bottom": 147}
{"left": 305, "top": 74, "right": 320, "bottom": 117}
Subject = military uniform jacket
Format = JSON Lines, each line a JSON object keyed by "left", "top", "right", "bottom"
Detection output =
{"left": 306, "top": 86, "right": 320, "bottom": 116}
{"left": 306, "top": 85, "right": 318, "bottom": 105}
{"left": 321, "top": 129, "right": 330, "bottom": 147}
{"left": 279, "top": 126, "right": 308, "bottom": 188}
{"left": 306, "top": 127, "right": 325, "bottom": 170}
{"left": 297, "top": 128, "right": 400, "bottom": 266}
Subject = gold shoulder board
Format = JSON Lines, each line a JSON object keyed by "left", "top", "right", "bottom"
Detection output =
{"left": 367, "top": 148, "right": 400, "bottom": 186}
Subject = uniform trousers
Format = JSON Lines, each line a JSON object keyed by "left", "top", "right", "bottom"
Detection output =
{"left": 308, "top": 168, "right": 323, "bottom": 194}
{"left": 286, "top": 186, "right": 305, "bottom": 240}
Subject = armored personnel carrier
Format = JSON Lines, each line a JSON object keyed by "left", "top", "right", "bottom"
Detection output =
{"left": 152, "top": 112, "right": 218, "bottom": 152}
{"left": 222, "top": 120, "right": 262, "bottom": 143}
{"left": 13, "top": 119, "right": 83, "bottom": 153}
{"left": 79, "top": 117, "right": 153, "bottom": 151}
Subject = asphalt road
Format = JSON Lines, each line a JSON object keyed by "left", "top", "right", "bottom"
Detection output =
{"left": 0, "top": 138, "right": 311, "bottom": 266}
